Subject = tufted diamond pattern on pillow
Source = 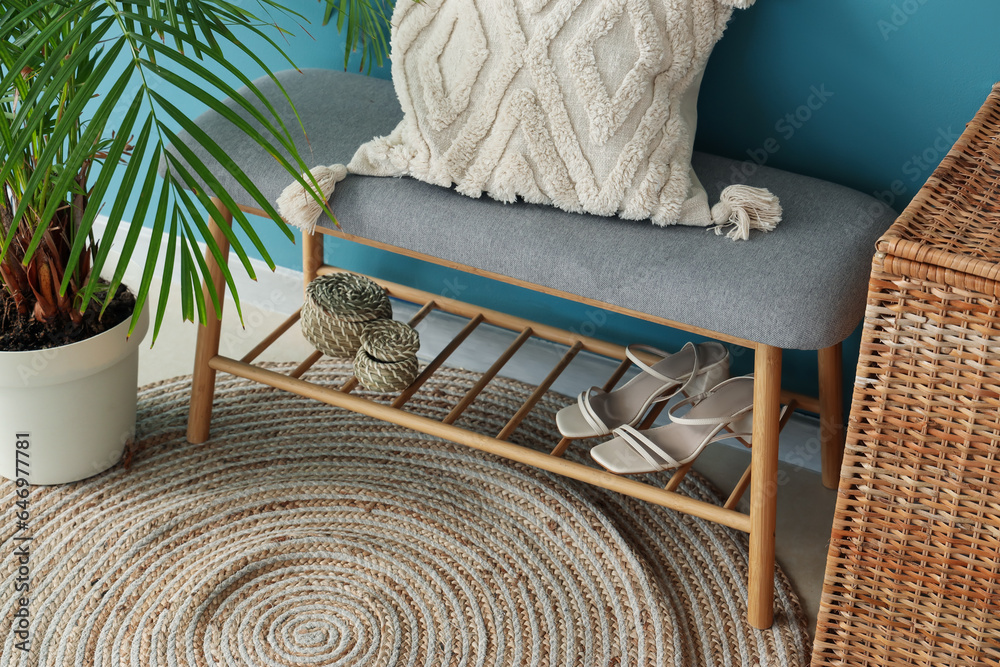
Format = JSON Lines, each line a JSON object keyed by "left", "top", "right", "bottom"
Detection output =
{"left": 347, "top": 0, "right": 757, "bottom": 227}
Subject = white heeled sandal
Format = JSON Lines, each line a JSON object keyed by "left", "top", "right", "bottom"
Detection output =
{"left": 590, "top": 375, "right": 783, "bottom": 475}
{"left": 556, "top": 341, "right": 729, "bottom": 439}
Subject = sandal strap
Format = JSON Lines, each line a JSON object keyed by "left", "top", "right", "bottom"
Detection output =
{"left": 707, "top": 403, "right": 790, "bottom": 446}
{"left": 625, "top": 342, "right": 701, "bottom": 398}
{"left": 577, "top": 387, "right": 610, "bottom": 434}
{"left": 708, "top": 430, "right": 753, "bottom": 445}
{"left": 667, "top": 376, "right": 754, "bottom": 426}
{"left": 613, "top": 424, "right": 681, "bottom": 470}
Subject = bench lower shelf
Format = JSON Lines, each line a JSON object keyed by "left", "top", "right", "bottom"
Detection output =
{"left": 205, "top": 269, "right": 807, "bottom": 533}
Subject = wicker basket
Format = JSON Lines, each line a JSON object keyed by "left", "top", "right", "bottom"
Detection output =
{"left": 301, "top": 273, "right": 392, "bottom": 358}
{"left": 812, "top": 84, "right": 1000, "bottom": 667}
{"left": 353, "top": 319, "right": 421, "bottom": 392}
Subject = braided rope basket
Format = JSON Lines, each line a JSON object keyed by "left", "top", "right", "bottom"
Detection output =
{"left": 301, "top": 273, "right": 392, "bottom": 358}
{"left": 354, "top": 319, "right": 420, "bottom": 392}
{"left": 812, "top": 84, "right": 1000, "bottom": 667}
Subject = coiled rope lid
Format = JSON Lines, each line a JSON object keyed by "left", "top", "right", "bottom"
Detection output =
{"left": 306, "top": 273, "right": 391, "bottom": 323}
{"left": 354, "top": 319, "right": 421, "bottom": 392}
{"left": 360, "top": 319, "right": 420, "bottom": 362}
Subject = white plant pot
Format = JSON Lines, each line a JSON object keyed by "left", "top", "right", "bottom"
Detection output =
{"left": 0, "top": 308, "right": 149, "bottom": 485}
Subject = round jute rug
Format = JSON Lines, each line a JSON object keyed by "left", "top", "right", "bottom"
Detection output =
{"left": 0, "top": 362, "right": 808, "bottom": 666}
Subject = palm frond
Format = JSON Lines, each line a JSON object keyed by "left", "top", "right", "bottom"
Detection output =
{"left": 0, "top": 0, "right": 391, "bottom": 340}
{"left": 320, "top": 0, "right": 393, "bottom": 73}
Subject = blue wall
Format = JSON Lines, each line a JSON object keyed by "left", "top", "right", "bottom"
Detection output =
{"left": 117, "top": 0, "right": 1000, "bottom": 403}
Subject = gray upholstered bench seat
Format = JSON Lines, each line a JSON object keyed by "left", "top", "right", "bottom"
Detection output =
{"left": 167, "top": 69, "right": 896, "bottom": 350}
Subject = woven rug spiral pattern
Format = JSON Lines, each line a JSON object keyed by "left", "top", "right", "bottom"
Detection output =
{"left": 0, "top": 363, "right": 808, "bottom": 666}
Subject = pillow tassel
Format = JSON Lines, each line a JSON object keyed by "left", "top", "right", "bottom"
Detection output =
{"left": 710, "top": 185, "right": 782, "bottom": 241}
{"left": 276, "top": 164, "right": 348, "bottom": 234}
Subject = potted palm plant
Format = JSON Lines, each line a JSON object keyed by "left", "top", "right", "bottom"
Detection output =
{"left": 0, "top": 0, "right": 390, "bottom": 484}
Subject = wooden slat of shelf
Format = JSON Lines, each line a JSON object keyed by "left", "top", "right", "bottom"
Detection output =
{"left": 289, "top": 350, "right": 324, "bottom": 379}
{"left": 405, "top": 300, "right": 438, "bottom": 328}
{"left": 664, "top": 461, "right": 695, "bottom": 492}
{"left": 497, "top": 342, "right": 584, "bottom": 441}
{"left": 444, "top": 327, "right": 533, "bottom": 425}
{"left": 241, "top": 310, "right": 302, "bottom": 364}
{"left": 781, "top": 390, "right": 819, "bottom": 415}
{"left": 391, "top": 314, "right": 485, "bottom": 409}
{"left": 725, "top": 465, "right": 753, "bottom": 510}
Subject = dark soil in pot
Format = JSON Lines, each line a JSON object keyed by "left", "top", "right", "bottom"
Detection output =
{"left": 0, "top": 285, "right": 136, "bottom": 352}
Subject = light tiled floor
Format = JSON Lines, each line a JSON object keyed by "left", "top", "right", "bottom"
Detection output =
{"left": 139, "top": 288, "right": 837, "bottom": 637}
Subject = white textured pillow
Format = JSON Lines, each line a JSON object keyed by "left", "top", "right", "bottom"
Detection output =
{"left": 278, "top": 0, "right": 780, "bottom": 239}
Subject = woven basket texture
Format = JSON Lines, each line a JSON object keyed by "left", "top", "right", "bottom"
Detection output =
{"left": 361, "top": 319, "right": 421, "bottom": 361}
{"left": 353, "top": 319, "right": 421, "bottom": 391}
{"left": 354, "top": 350, "right": 419, "bottom": 392}
{"left": 301, "top": 273, "right": 392, "bottom": 358}
{"left": 812, "top": 84, "right": 1000, "bottom": 667}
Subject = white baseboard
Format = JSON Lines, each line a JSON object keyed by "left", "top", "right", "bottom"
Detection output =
{"left": 92, "top": 215, "right": 303, "bottom": 315}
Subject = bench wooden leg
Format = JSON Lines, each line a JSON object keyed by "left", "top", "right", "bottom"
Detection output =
{"left": 186, "top": 198, "right": 233, "bottom": 445}
{"left": 303, "top": 229, "right": 324, "bottom": 290}
{"left": 818, "top": 342, "right": 845, "bottom": 489}
{"left": 748, "top": 344, "right": 782, "bottom": 629}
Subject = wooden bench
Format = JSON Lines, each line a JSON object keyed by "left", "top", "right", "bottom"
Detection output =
{"left": 172, "top": 69, "right": 897, "bottom": 629}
